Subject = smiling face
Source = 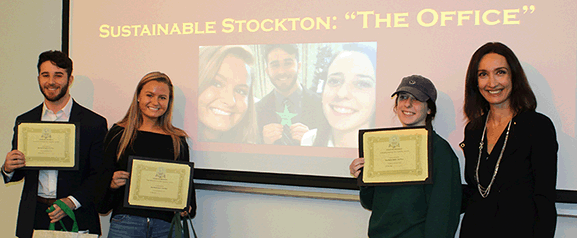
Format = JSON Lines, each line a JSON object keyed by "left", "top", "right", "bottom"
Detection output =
{"left": 394, "top": 93, "right": 430, "bottom": 127}
{"left": 38, "top": 61, "right": 72, "bottom": 103}
{"left": 322, "top": 51, "right": 376, "bottom": 132}
{"left": 138, "top": 80, "right": 170, "bottom": 123}
{"left": 477, "top": 53, "right": 513, "bottom": 108}
{"left": 265, "top": 48, "right": 300, "bottom": 95}
{"left": 198, "top": 54, "right": 250, "bottom": 132}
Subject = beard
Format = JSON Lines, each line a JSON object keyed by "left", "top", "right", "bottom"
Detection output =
{"left": 270, "top": 73, "right": 298, "bottom": 93}
{"left": 39, "top": 79, "right": 70, "bottom": 102}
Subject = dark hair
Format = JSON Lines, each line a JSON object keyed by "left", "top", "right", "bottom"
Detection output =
{"left": 313, "top": 43, "right": 377, "bottom": 147}
{"left": 321, "top": 43, "right": 377, "bottom": 93}
{"left": 339, "top": 43, "right": 377, "bottom": 72}
{"left": 425, "top": 100, "right": 437, "bottom": 127}
{"left": 323, "top": 42, "right": 377, "bottom": 123}
{"left": 37, "top": 50, "right": 73, "bottom": 77}
{"left": 263, "top": 44, "right": 299, "bottom": 64}
{"left": 463, "top": 42, "right": 536, "bottom": 127}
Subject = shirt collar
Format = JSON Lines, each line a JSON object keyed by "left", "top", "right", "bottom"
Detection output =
{"left": 274, "top": 84, "right": 303, "bottom": 106}
{"left": 42, "top": 97, "right": 73, "bottom": 118}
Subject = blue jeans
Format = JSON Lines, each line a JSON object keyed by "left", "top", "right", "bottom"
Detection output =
{"left": 108, "top": 214, "right": 176, "bottom": 238}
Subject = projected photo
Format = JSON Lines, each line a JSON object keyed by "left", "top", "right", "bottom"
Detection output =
{"left": 198, "top": 42, "right": 377, "bottom": 148}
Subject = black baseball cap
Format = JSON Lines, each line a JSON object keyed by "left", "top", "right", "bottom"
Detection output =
{"left": 391, "top": 75, "right": 437, "bottom": 102}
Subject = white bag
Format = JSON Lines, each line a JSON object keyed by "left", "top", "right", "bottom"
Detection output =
{"left": 32, "top": 230, "right": 98, "bottom": 238}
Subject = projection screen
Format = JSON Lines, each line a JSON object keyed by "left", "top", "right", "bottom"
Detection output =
{"left": 68, "top": 0, "right": 577, "bottom": 200}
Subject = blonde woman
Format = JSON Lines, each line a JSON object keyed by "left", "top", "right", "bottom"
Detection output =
{"left": 100, "top": 72, "right": 195, "bottom": 238}
{"left": 198, "top": 45, "right": 259, "bottom": 143}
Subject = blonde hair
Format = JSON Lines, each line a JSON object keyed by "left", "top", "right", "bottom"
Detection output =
{"left": 198, "top": 45, "right": 259, "bottom": 143}
{"left": 116, "top": 71, "right": 188, "bottom": 160}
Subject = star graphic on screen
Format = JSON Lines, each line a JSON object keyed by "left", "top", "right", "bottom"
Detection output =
{"left": 276, "top": 104, "right": 297, "bottom": 126}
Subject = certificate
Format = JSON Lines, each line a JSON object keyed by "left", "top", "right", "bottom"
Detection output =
{"left": 125, "top": 156, "right": 194, "bottom": 212}
{"left": 17, "top": 121, "right": 79, "bottom": 170}
{"left": 358, "top": 126, "right": 432, "bottom": 186}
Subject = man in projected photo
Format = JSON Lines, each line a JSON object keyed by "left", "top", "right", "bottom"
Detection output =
{"left": 2, "top": 50, "right": 112, "bottom": 238}
{"left": 256, "top": 44, "right": 325, "bottom": 145}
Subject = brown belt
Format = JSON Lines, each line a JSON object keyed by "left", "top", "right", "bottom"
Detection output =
{"left": 37, "top": 196, "right": 58, "bottom": 205}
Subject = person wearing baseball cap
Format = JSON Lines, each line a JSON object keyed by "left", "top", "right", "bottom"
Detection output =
{"left": 349, "top": 75, "right": 462, "bottom": 237}
{"left": 390, "top": 75, "right": 438, "bottom": 128}
{"left": 392, "top": 74, "right": 437, "bottom": 102}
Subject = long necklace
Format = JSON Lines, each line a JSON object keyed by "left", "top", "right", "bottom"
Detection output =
{"left": 475, "top": 112, "right": 513, "bottom": 198}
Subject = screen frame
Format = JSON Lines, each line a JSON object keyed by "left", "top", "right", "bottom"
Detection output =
{"left": 61, "top": 0, "right": 577, "bottom": 203}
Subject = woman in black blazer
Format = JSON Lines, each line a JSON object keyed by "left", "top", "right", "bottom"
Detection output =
{"left": 460, "top": 42, "right": 558, "bottom": 237}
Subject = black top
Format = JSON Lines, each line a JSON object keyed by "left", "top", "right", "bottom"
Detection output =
{"left": 460, "top": 111, "right": 558, "bottom": 237}
{"left": 100, "top": 124, "right": 195, "bottom": 222}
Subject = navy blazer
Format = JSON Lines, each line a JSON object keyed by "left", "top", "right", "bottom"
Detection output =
{"left": 3, "top": 100, "right": 112, "bottom": 238}
{"left": 460, "top": 111, "right": 558, "bottom": 237}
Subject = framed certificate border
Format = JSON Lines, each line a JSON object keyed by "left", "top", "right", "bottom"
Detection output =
{"left": 357, "top": 126, "right": 432, "bottom": 186}
{"left": 124, "top": 156, "right": 194, "bottom": 212}
{"left": 16, "top": 121, "right": 80, "bottom": 170}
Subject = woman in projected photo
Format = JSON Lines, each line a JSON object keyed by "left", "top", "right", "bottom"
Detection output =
{"left": 459, "top": 42, "right": 558, "bottom": 237}
{"left": 197, "top": 45, "right": 259, "bottom": 143}
{"left": 301, "top": 43, "right": 376, "bottom": 147}
{"left": 100, "top": 72, "right": 195, "bottom": 238}
{"left": 349, "top": 75, "right": 462, "bottom": 237}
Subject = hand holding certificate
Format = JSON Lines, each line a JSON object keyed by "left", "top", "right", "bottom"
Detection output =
{"left": 17, "top": 121, "right": 79, "bottom": 170}
{"left": 124, "top": 156, "right": 194, "bottom": 212}
{"left": 358, "top": 127, "right": 432, "bottom": 186}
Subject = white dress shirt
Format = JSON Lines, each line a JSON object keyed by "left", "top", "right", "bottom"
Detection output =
{"left": 3, "top": 97, "right": 81, "bottom": 209}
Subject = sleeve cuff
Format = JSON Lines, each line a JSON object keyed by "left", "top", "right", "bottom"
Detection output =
{"left": 2, "top": 164, "right": 14, "bottom": 181}
{"left": 68, "top": 196, "right": 82, "bottom": 210}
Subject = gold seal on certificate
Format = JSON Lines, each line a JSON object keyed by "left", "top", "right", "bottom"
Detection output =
{"left": 17, "top": 122, "right": 78, "bottom": 170}
{"left": 125, "top": 156, "right": 194, "bottom": 211}
{"left": 358, "top": 127, "right": 432, "bottom": 186}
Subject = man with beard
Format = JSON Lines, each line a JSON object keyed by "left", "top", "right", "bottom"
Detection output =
{"left": 2, "top": 50, "right": 112, "bottom": 238}
{"left": 256, "top": 44, "right": 325, "bottom": 145}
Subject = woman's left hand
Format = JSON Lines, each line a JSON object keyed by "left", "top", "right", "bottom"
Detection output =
{"left": 110, "top": 171, "right": 130, "bottom": 189}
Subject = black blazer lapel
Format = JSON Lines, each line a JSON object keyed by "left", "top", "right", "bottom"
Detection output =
{"left": 500, "top": 120, "right": 520, "bottom": 160}
{"left": 68, "top": 100, "right": 84, "bottom": 124}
